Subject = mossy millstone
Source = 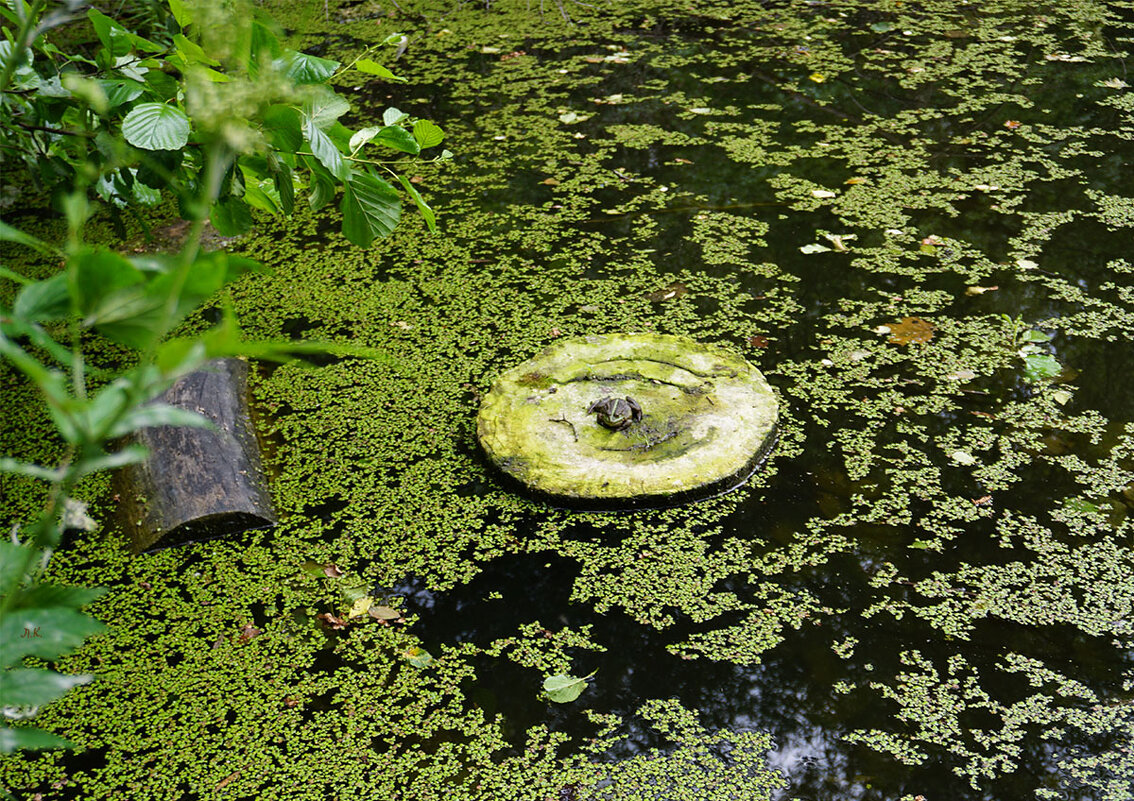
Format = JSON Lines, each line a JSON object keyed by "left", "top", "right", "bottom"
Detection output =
{"left": 477, "top": 334, "right": 779, "bottom": 507}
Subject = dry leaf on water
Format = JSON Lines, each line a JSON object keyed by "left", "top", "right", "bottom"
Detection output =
{"left": 888, "top": 316, "right": 935, "bottom": 345}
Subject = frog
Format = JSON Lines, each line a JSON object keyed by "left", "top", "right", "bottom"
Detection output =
{"left": 586, "top": 396, "right": 643, "bottom": 430}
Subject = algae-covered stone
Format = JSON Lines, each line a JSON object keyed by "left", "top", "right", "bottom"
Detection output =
{"left": 477, "top": 334, "right": 778, "bottom": 507}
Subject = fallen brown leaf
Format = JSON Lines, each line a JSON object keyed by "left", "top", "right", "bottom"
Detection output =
{"left": 888, "top": 316, "right": 935, "bottom": 345}
{"left": 317, "top": 612, "right": 347, "bottom": 630}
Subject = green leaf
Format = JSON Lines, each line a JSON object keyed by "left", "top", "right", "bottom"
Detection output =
{"left": 94, "top": 78, "right": 145, "bottom": 110}
{"left": 250, "top": 20, "right": 282, "bottom": 63}
{"left": 412, "top": 119, "right": 444, "bottom": 149}
{"left": 262, "top": 104, "right": 303, "bottom": 152}
{"left": 108, "top": 404, "right": 213, "bottom": 438}
{"left": 0, "top": 669, "right": 93, "bottom": 707}
{"left": 0, "top": 542, "right": 31, "bottom": 598}
{"left": 87, "top": 8, "right": 132, "bottom": 57}
{"left": 351, "top": 125, "right": 420, "bottom": 155}
{"left": 1023, "top": 353, "right": 1061, "bottom": 383}
{"left": 0, "top": 609, "right": 104, "bottom": 667}
{"left": 142, "top": 70, "right": 179, "bottom": 101}
{"left": 354, "top": 58, "right": 404, "bottom": 81}
{"left": 173, "top": 33, "right": 218, "bottom": 67}
{"left": 271, "top": 160, "right": 295, "bottom": 214}
{"left": 11, "top": 584, "right": 105, "bottom": 611}
{"left": 341, "top": 173, "right": 401, "bottom": 247}
{"left": 304, "top": 88, "right": 350, "bottom": 130}
{"left": 0, "top": 726, "right": 73, "bottom": 754}
{"left": 72, "top": 445, "right": 149, "bottom": 478}
{"left": 121, "top": 103, "right": 191, "bottom": 151}
{"left": 307, "top": 165, "right": 336, "bottom": 210}
{"left": 400, "top": 646, "right": 434, "bottom": 669}
{"left": 0, "top": 222, "right": 61, "bottom": 257}
{"left": 543, "top": 673, "right": 590, "bottom": 703}
{"left": 14, "top": 275, "right": 70, "bottom": 322}
{"left": 383, "top": 107, "right": 408, "bottom": 126}
{"left": 1021, "top": 329, "right": 1053, "bottom": 343}
{"left": 303, "top": 118, "right": 347, "bottom": 181}
{"left": 397, "top": 174, "right": 436, "bottom": 233}
{"left": 210, "top": 196, "right": 254, "bottom": 236}
{"left": 276, "top": 50, "right": 340, "bottom": 84}
{"left": 73, "top": 247, "right": 144, "bottom": 319}
{"left": 169, "top": 0, "right": 193, "bottom": 28}
{"left": 0, "top": 459, "right": 59, "bottom": 483}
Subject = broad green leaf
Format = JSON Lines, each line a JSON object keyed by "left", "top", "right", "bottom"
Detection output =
{"left": 352, "top": 125, "right": 419, "bottom": 155}
{"left": 210, "top": 196, "right": 254, "bottom": 236}
{"left": 276, "top": 50, "right": 340, "bottom": 84}
{"left": 0, "top": 542, "right": 31, "bottom": 598}
{"left": 304, "top": 88, "right": 350, "bottom": 130}
{"left": 12, "top": 584, "right": 105, "bottom": 611}
{"left": 142, "top": 70, "right": 179, "bottom": 101}
{"left": 397, "top": 174, "right": 436, "bottom": 233}
{"left": 94, "top": 78, "right": 145, "bottom": 110}
{"left": 87, "top": 8, "right": 132, "bottom": 57}
{"left": 307, "top": 163, "right": 336, "bottom": 210}
{"left": 121, "top": 103, "right": 191, "bottom": 151}
{"left": 0, "top": 609, "right": 105, "bottom": 667}
{"left": 303, "top": 119, "right": 347, "bottom": 181}
{"left": 354, "top": 58, "right": 403, "bottom": 81}
{"left": 412, "top": 119, "right": 444, "bottom": 149}
{"left": 169, "top": 0, "right": 193, "bottom": 28}
{"left": 543, "top": 673, "right": 589, "bottom": 703}
{"left": 0, "top": 670, "right": 93, "bottom": 708}
{"left": 271, "top": 161, "right": 295, "bottom": 214}
{"left": 242, "top": 181, "right": 282, "bottom": 215}
{"left": 0, "top": 726, "right": 72, "bottom": 754}
{"left": 13, "top": 275, "right": 69, "bottom": 321}
{"left": 341, "top": 173, "right": 401, "bottom": 247}
{"left": 1063, "top": 497, "right": 1101, "bottom": 515}
{"left": 248, "top": 20, "right": 282, "bottom": 73}
{"left": 173, "top": 33, "right": 218, "bottom": 66}
{"left": 400, "top": 646, "right": 434, "bottom": 669}
{"left": 262, "top": 104, "right": 303, "bottom": 152}
{"left": 383, "top": 107, "right": 408, "bottom": 126}
{"left": 1023, "top": 353, "right": 1061, "bottom": 383}
{"left": 73, "top": 247, "right": 144, "bottom": 319}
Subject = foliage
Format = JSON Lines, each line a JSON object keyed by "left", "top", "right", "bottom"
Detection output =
{"left": 0, "top": 0, "right": 437, "bottom": 754}
{"left": 0, "top": 0, "right": 448, "bottom": 243}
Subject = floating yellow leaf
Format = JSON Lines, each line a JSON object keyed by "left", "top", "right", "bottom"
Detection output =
{"left": 346, "top": 595, "right": 373, "bottom": 619}
{"left": 809, "top": 72, "right": 826, "bottom": 83}
{"left": 887, "top": 316, "right": 935, "bottom": 345}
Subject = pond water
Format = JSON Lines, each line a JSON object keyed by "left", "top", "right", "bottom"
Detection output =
{"left": 3, "top": 1, "right": 1133, "bottom": 799}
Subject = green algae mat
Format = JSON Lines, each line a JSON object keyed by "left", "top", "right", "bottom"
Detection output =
{"left": 477, "top": 333, "right": 778, "bottom": 505}
{"left": 3, "top": 1, "right": 1134, "bottom": 799}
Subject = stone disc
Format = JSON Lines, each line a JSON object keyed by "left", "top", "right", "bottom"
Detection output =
{"left": 476, "top": 333, "right": 779, "bottom": 508}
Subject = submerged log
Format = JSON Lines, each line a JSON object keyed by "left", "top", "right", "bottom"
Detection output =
{"left": 120, "top": 358, "right": 276, "bottom": 552}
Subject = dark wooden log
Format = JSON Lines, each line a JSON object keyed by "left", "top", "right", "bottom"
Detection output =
{"left": 119, "top": 358, "right": 275, "bottom": 552}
